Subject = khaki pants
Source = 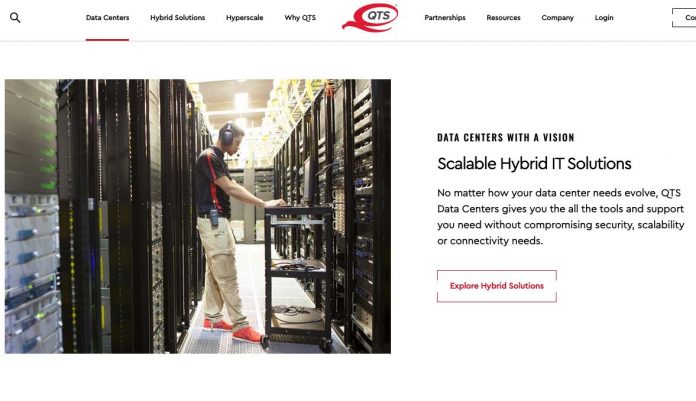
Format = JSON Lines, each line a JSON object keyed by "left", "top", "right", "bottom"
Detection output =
{"left": 197, "top": 216, "right": 249, "bottom": 331}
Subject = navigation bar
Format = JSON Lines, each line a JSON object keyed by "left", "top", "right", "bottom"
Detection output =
{"left": 1, "top": 1, "right": 695, "bottom": 41}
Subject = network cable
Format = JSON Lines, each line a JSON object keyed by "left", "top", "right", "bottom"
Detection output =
{"left": 272, "top": 305, "right": 324, "bottom": 324}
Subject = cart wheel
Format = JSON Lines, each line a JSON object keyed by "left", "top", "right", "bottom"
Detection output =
{"left": 261, "top": 335, "right": 270, "bottom": 350}
{"left": 319, "top": 338, "right": 333, "bottom": 353}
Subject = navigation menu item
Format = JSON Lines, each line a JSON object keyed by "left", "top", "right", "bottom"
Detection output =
{"left": 487, "top": 15, "right": 521, "bottom": 22}
{"left": 284, "top": 14, "right": 317, "bottom": 23}
{"left": 541, "top": 15, "right": 575, "bottom": 23}
{"left": 86, "top": 15, "right": 130, "bottom": 21}
{"left": 425, "top": 14, "right": 466, "bottom": 22}
{"left": 150, "top": 14, "right": 206, "bottom": 22}
{"left": 595, "top": 14, "right": 615, "bottom": 22}
{"left": 225, "top": 15, "right": 264, "bottom": 23}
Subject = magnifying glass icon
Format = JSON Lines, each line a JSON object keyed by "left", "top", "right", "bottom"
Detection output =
{"left": 10, "top": 12, "right": 21, "bottom": 23}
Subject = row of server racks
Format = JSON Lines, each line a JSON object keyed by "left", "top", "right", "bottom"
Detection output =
{"left": 228, "top": 167, "right": 274, "bottom": 243}
{"left": 273, "top": 80, "right": 391, "bottom": 353}
{"left": 5, "top": 79, "right": 209, "bottom": 353}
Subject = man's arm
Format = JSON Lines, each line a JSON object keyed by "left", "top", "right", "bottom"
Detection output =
{"left": 214, "top": 176, "right": 286, "bottom": 207}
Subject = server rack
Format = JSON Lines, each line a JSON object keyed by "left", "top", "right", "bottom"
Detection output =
{"left": 297, "top": 118, "right": 307, "bottom": 258}
{"left": 5, "top": 80, "right": 63, "bottom": 354}
{"left": 189, "top": 107, "right": 208, "bottom": 301}
{"left": 102, "top": 79, "right": 138, "bottom": 353}
{"left": 54, "top": 80, "right": 164, "bottom": 353}
{"left": 287, "top": 100, "right": 335, "bottom": 308}
{"left": 313, "top": 93, "right": 329, "bottom": 309}
{"left": 56, "top": 80, "right": 101, "bottom": 353}
{"left": 283, "top": 143, "right": 291, "bottom": 255}
{"left": 30, "top": 79, "right": 209, "bottom": 353}
{"left": 5, "top": 200, "right": 62, "bottom": 354}
{"left": 228, "top": 168, "right": 246, "bottom": 242}
{"left": 348, "top": 80, "right": 391, "bottom": 353}
{"left": 96, "top": 80, "right": 111, "bottom": 352}
{"left": 160, "top": 80, "right": 178, "bottom": 352}
{"left": 274, "top": 145, "right": 292, "bottom": 257}
{"left": 226, "top": 167, "right": 275, "bottom": 243}
{"left": 254, "top": 168, "right": 274, "bottom": 242}
{"left": 130, "top": 80, "right": 160, "bottom": 353}
{"left": 160, "top": 80, "right": 206, "bottom": 351}
{"left": 271, "top": 80, "right": 391, "bottom": 353}
{"left": 5, "top": 80, "right": 60, "bottom": 194}
{"left": 149, "top": 80, "right": 166, "bottom": 352}
{"left": 273, "top": 153, "right": 281, "bottom": 252}
{"left": 329, "top": 80, "right": 349, "bottom": 339}
{"left": 90, "top": 80, "right": 164, "bottom": 353}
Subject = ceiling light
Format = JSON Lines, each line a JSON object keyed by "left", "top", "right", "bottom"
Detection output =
{"left": 235, "top": 92, "right": 249, "bottom": 111}
{"left": 205, "top": 107, "right": 266, "bottom": 116}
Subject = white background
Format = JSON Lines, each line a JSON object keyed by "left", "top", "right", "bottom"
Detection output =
{"left": 1, "top": 3, "right": 696, "bottom": 400}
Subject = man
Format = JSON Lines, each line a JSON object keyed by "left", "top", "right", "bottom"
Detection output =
{"left": 194, "top": 121, "right": 286, "bottom": 344}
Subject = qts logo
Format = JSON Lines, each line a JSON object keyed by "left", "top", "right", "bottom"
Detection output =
{"left": 342, "top": 3, "right": 399, "bottom": 32}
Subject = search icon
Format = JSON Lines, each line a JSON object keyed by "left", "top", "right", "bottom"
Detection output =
{"left": 10, "top": 12, "right": 21, "bottom": 23}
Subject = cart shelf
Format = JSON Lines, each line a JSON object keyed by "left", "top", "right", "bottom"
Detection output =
{"left": 264, "top": 205, "right": 334, "bottom": 353}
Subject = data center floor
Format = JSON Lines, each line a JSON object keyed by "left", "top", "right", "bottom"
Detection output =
{"left": 180, "top": 244, "right": 348, "bottom": 354}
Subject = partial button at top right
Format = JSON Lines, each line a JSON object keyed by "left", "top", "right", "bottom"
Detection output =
{"left": 672, "top": 8, "right": 696, "bottom": 27}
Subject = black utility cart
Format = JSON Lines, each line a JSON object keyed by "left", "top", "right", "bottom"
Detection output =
{"left": 263, "top": 206, "right": 334, "bottom": 353}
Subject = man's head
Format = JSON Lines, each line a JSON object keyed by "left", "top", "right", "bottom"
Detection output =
{"left": 216, "top": 121, "right": 245, "bottom": 156}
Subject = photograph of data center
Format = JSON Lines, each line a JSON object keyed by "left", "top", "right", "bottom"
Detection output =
{"left": 4, "top": 79, "right": 390, "bottom": 354}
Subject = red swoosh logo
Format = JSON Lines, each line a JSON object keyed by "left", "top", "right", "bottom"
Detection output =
{"left": 342, "top": 3, "right": 398, "bottom": 32}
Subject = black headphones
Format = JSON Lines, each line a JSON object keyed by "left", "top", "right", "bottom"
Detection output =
{"left": 219, "top": 122, "right": 236, "bottom": 145}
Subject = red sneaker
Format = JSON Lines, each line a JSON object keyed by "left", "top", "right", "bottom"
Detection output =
{"left": 203, "top": 319, "right": 234, "bottom": 332}
{"left": 232, "top": 326, "right": 264, "bottom": 343}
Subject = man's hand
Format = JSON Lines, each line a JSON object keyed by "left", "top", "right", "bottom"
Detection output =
{"left": 216, "top": 176, "right": 285, "bottom": 208}
{"left": 265, "top": 199, "right": 287, "bottom": 208}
